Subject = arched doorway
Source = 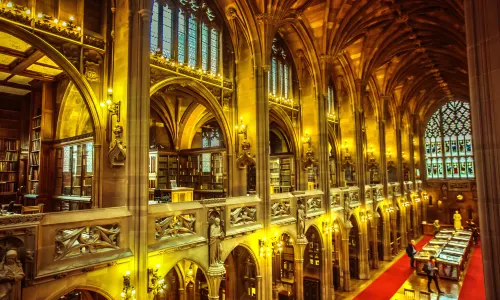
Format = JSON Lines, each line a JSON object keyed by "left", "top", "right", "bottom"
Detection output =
{"left": 331, "top": 220, "right": 342, "bottom": 290}
{"left": 223, "top": 245, "right": 258, "bottom": 299}
{"left": 269, "top": 119, "right": 296, "bottom": 194}
{"left": 304, "top": 227, "right": 322, "bottom": 299}
{"left": 367, "top": 216, "right": 374, "bottom": 269}
{"left": 149, "top": 81, "right": 230, "bottom": 201}
{"left": 155, "top": 260, "right": 209, "bottom": 300}
{"left": 376, "top": 207, "right": 384, "bottom": 261}
{"left": 0, "top": 23, "right": 101, "bottom": 211}
{"left": 349, "top": 215, "right": 360, "bottom": 279}
{"left": 58, "top": 289, "right": 110, "bottom": 300}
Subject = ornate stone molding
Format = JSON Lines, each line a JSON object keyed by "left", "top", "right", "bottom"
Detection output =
{"left": 302, "top": 148, "right": 318, "bottom": 170}
{"left": 55, "top": 224, "right": 120, "bottom": 261}
{"left": 230, "top": 206, "right": 257, "bottom": 226}
{"left": 271, "top": 202, "right": 291, "bottom": 219}
{"left": 155, "top": 214, "right": 196, "bottom": 240}
{"left": 236, "top": 139, "right": 256, "bottom": 169}
{"left": 108, "top": 125, "right": 126, "bottom": 167}
{"left": 0, "top": 214, "right": 44, "bottom": 225}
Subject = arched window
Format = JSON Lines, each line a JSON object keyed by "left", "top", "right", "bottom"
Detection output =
{"left": 268, "top": 38, "right": 293, "bottom": 102}
{"left": 327, "top": 84, "right": 335, "bottom": 117}
{"left": 150, "top": 0, "right": 220, "bottom": 74}
{"left": 424, "top": 101, "right": 474, "bottom": 179}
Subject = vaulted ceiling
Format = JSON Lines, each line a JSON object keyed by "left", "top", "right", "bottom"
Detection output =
{"left": 250, "top": 0, "right": 467, "bottom": 118}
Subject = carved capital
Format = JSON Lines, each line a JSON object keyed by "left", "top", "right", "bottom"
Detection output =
{"left": 108, "top": 125, "right": 126, "bottom": 167}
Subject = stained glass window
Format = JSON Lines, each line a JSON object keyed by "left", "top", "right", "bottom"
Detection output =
{"left": 284, "top": 65, "right": 289, "bottom": 99}
{"left": 268, "top": 37, "right": 294, "bottom": 100}
{"left": 271, "top": 58, "right": 277, "bottom": 95}
{"left": 150, "top": 2, "right": 159, "bottom": 52}
{"left": 178, "top": 8, "right": 186, "bottom": 63}
{"left": 86, "top": 143, "right": 93, "bottom": 173}
{"left": 210, "top": 28, "right": 219, "bottom": 75}
{"left": 188, "top": 14, "right": 198, "bottom": 67}
{"left": 424, "top": 101, "right": 474, "bottom": 179}
{"left": 201, "top": 123, "right": 223, "bottom": 148}
{"left": 63, "top": 146, "right": 71, "bottom": 172}
{"left": 161, "top": 5, "right": 172, "bottom": 58}
{"left": 201, "top": 23, "right": 209, "bottom": 71}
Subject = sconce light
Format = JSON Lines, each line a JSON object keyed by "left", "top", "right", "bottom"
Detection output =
{"left": 101, "top": 88, "right": 121, "bottom": 122}
{"left": 457, "top": 194, "right": 464, "bottom": 201}
{"left": 343, "top": 141, "right": 349, "bottom": 153}
{"left": 387, "top": 148, "right": 392, "bottom": 159}
{"left": 368, "top": 145, "right": 374, "bottom": 156}
{"left": 147, "top": 264, "right": 166, "bottom": 295}
{"left": 187, "top": 263, "right": 194, "bottom": 277}
{"left": 120, "top": 270, "right": 136, "bottom": 300}
{"left": 403, "top": 201, "right": 410, "bottom": 207}
{"left": 415, "top": 197, "right": 421, "bottom": 203}
{"left": 333, "top": 222, "right": 339, "bottom": 233}
{"left": 422, "top": 191, "right": 429, "bottom": 201}
{"left": 385, "top": 205, "right": 394, "bottom": 213}
{"left": 322, "top": 221, "right": 332, "bottom": 234}
{"left": 259, "top": 234, "right": 283, "bottom": 257}
{"left": 360, "top": 211, "right": 367, "bottom": 222}
{"left": 302, "top": 131, "right": 312, "bottom": 147}
{"left": 235, "top": 116, "right": 247, "bottom": 139}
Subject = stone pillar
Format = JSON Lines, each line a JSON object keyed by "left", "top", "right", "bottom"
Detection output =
{"left": 341, "top": 236, "right": 351, "bottom": 291}
{"left": 127, "top": 1, "right": 152, "bottom": 297}
{"left": 358, "top": 221, "right": 369, "bottom": 279}
{"left": 464, "top": 1, "right": 500, "bottom": 298}
{"left": 379, "top": 97, "right": 390, "bottom": 198}
{"left": 256, "top": 275, "right": 262, "bottom": 300}
{"left": 294, "top": 239, "right": 308, "bottom": 300}
{"left": 207, "top": 265, "right": 226, "bottom": 300}
{"left": 382, "top": 211, "right": 392, "bottom": 261}
{"left": 179, "top": 287, "right": 186, "bottom": 300}
{"left": 324, "top": 229, "right": 335, "bottom": 298}
{"left": 396, "top": 117, "right": 407, "bottom": 249}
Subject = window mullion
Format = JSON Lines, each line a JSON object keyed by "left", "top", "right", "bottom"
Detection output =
{"left": 172, "top": 5, "right": 179, "bottom": 61}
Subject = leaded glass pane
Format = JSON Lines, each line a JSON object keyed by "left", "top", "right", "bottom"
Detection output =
{"left": 150, "top": 2, "right": 159, "bottom": 52}
{"left": 445, "top": 158, "right": 452, "bottom": 178}
{"left": 437, "top": 158, "right": 444, "bottom": 178}
{"left": 279, "top": 61, "right": 284, "bottom": 97}
{"left": 201, "top": 23, "right": 209, "bottom": 71}
{"left": 452, "top": 158, "right": 459, "bottom": 178}
{"left": 178, "top": 9, "right": 186, "bottom": 63}
{"left": 284, "top": 66, "right": 289, "bottom": 99}
{"left": 210, "top": 28, "right": 218, "bottom": 75}
{"left": 162, "top": 5, "right": 173, "bottom": 58}
{"left": 271, "top": 58, "right": 277, "bottom": 95}
{"left": 86, "top": 142, "right": 93, "bottom": 173}
{"left": 188, "top": 14, "right": 198, "bottom": 67}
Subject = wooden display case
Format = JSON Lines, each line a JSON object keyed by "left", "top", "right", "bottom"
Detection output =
{"left": 0, "top": 138, "right": 20, "bottom": 197}
{"left": 28, "top": 115, "right": 41, "bottom": 195}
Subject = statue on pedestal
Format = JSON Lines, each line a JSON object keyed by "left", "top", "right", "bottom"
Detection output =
{"left": 297, "top": 202, "right": 306, "bottom": 238}
{"left": 209, "top": 218, "right": 225, "bottom": 266}
{"left": 433, "top": 220, "right": 440, "bottom": 235}
{"left": 453, "top": 211, "right": 462, "bottom": 230}
{"left": 0, "top": 250, "right": 25, "bottom": 300}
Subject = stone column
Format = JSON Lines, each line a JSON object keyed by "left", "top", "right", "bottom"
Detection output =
{"left": 294, "top": 239, "right": 308, "bottom": 300}
{"left": 465, "top": 1, "right": 500, "bottom": 298}
{"left": 396, "top": 116, "right": 407, "bottom": 249}
{"left": 358, "top": 222, "right": 369, "bottom": 279}
{"left": 341, "top": 236, "right": 351, "bottom": 291}
{"left": 256, "top": 275, "right": 262, "bottom": 300}
{"left": 379, "top": 97, "right": 390, "bottom": 198}
{"left": 207, "top": 266, "right": 225, "bottom": 300}
{"left": 179, "top": 287, "right": 186, "bottom": 300}
{"left": 324, "top": 229, "right": 335, "bottom": 298}
{"left": 382, "top": 211, "right": 392, "bottom": 261}
{"left": 127, "top": 1, "right": 152, "bottom": 297}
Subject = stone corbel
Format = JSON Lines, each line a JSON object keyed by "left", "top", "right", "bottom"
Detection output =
{"left": 108, "top": 125, "right": 126, "bottom": 167}
{"left": 236, "top": 139, "right": 256, "bottom": 169}
{"left": 302, "top": 148, "right": 318, "bottom": 170}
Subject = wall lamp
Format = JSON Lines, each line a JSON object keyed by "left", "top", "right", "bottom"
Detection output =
{"left": 302, "top": 131, "right": 312, "bottom": 147}
{"left": 343, "top": 141, "right": 349, "bottom": 153}
{"left": 120, "top": 270, "right": 136, "bottom": 300}
{"left": 147, "top": 264, "right": 166, "bottom": 295}
{"left": 259, "top": 234, "right": 284, "bottom": 257}
{"left": 387, "top": 148, "right": 392, "bottom": 159}
{"left": 101, "top": 88, "right": 121, "bottom": 122}
{"left": 403, "top": 201, "right": 410, "bottom": 207}
{"left": 385, "top": 205, "right": 394, "bottom": 213}
{"left": 322, "top": 220, "right": 340, "bottom": 234}
{"left": 235, "top": 116, "right": 247, "bottom": 138}
{"left": 367, "top": 144, "right": 374, "bottom": 156}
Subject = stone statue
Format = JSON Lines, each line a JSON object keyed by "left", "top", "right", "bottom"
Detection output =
{"left": 0, "top": 250, "right": 25, "bottom": 300}
{"left": 441, "top": 184, "right": 448, "bottom": 197}
{"left": 209, "top": 218, "right": 224, "bottom": 266}
{"left": 453, "top": 211, "right": 462, "bottom": 230}
{"left": 297, "top": 202, "right": 306, "bottom": 238}
{"left": 433, "top": 220, "right": 440, "bottom": 235}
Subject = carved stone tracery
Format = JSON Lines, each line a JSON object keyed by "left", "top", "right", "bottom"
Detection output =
{"left": 155, "top": 214, "right": 196, "bottom": 240}
{"left": 230, "top": 206, "right": 257, "bottom": 225}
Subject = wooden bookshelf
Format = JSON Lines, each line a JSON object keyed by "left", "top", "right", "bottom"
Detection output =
{"left": 270, "top": 155, "right": 295, "bottom": 193}
{"left": 28, "top": 115, "right": 41, "bottom": 195}
{"left": 149, "top": 151, "right": 179, "bottom": 190}
{"left": 0, "top": 138, "right": 20, "bottom": 194}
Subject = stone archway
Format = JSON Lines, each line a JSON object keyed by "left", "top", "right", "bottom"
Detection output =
{"left": 303, "top": 226, "right": 324, "bottom": 299}
{"left": 223, "top": 244, "right": 259, "bottom": 300}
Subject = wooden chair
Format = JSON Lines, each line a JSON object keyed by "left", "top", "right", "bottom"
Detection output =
{"left": 21, "top": 203, "right": 44, "bottom": 214}
{"left": 404, "top": 288, "right": 416, "bottom": 299}
{"left": 419, "top": 291, "right": 431, "bottom": 300}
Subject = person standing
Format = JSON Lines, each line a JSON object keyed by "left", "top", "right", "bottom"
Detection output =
{"left": 433, "top": 220, "right": 440, "bottom": 236}
{"left": 424, "top": 256, "right": 444, "bottom": 294}
{"left": 406, "top": 240, "right": 417, "bottom": 268}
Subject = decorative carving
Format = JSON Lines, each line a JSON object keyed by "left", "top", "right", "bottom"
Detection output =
{"left": 230, "top": 206, "right": 256, "bottom": 225}
{"left": 0, "top": 215, "right": 43, "bottom": 226}
{"left": 55, "top": 224, "right": 120, "bottom": 261}
{"left": 108, "top": 125, "right": 126, "bottom": 167}
{"left": 236, "top": 140, "right": 256, "bottom": 169}
{"left": 84, "top": 35, "right": 105, "bottom": 49}
{"left": 208, "top": 215, "right": 225, "bottom": 266}
{"left": 84, "top": 62, "right": 100, "bottom": 82}
{"left": 351, "top": 191, "right": 359, "bottom": 203}
{"left": 441, "top": 184, "right": 448, "bottom": 199}
{"left": 0, "top": 250, "right": 25, "bottom": 300}
{"left": 331, "top": 194, "right": 341, "bottom": 206}
{"left": 297, "top": 201, "right": 306, "bottom": 238}
{"left": 307, "top": 197, "right": 322, "bottom": 211}
{"left": 271, "top": 202, "right": 290, "bottom": 218}
{"left": 376, "top": 188, "right": 383, "bottom": 199}
{"left": 155, "top": 214, "right": 196, "bottom": 240}
{"left": 302, "top": 148, "right": 318, "bottom": 170}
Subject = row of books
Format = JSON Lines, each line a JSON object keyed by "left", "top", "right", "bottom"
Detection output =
{"left": 0, "top": 173, "right": 16, "bottom": 181}
{"left": 0, "top": 162, "right": 17, "bottom": 171}
{"left": 0, "top": 182, "right": 15, "bottom": 193}
{"left": 30, "top": 153, "right": 39, "bottom": 165}
{"left": 0, "top": 140, "right": 19, "bottom": 151}
{"left": 32, "top": 116, "right": 41, "bottom": 128}
{"left": 31, "top": 140, "right": 41, "bottom": 152}
{"left": 0, "top": 152, "right": 18, "bottom": 161}
{"left": 30, "top": 169, "right": 39, "bottom": 181}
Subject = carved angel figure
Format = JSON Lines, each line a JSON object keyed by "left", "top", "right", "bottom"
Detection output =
{"left": 0, "top": 250, "right": 24, "bottom": 300}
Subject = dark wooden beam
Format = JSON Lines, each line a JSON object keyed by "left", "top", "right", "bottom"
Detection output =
{"left": 0, "top": 65, "right": 54, "bottom": 81}
{"left": 0, "top": 80, "right": 31, "bottom": 91}
{"left": 10, "top": 50, "right": 45, "bottom": 74}
{"left": 0, "top": 46, "right": 25, "bottom": 58}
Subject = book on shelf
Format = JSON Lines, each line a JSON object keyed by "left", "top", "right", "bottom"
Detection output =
{"left": 0, "top": 140, "right": 19, "bottom": 151}
{"left": 0, "top": 182, "right": 15, "bottom": 193}
{"left": 0, "top": 162, "right": 17, "bottom": 171}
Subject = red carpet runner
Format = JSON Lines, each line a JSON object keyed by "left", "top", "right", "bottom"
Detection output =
{"left": 459, "top": 243, "right": 485, "bottom": 300}
{"left": 353, "top": 236, "right": 433, "bottom": 300}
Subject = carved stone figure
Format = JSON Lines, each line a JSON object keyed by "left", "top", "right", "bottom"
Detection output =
{"left": 441, "top": 184, "right": 448, "bottom": 198}
{"left": 0, "top": 250, "right": 25, "bottom": 300}
{"left": 297, "top": 202, "right": 306, "bottom": 238}
{"left": 453, "top": 211, "right": 462, "bottom": 230}
{"left": 209, "top": 218, "right": 224, "bottom": 266}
